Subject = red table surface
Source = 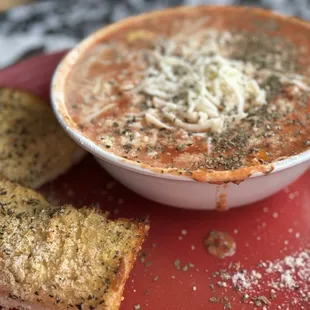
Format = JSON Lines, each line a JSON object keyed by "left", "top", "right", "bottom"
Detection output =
{"left": 0, "top": 53, "right": 309, "bottom": 310}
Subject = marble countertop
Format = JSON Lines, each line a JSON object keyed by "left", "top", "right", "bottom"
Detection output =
{"left": 0, "top": 0, "right": 309, "bottom": 69}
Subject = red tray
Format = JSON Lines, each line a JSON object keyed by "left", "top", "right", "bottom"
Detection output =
{"left": 0, "top": 53, "right": 309, "bottom": 310}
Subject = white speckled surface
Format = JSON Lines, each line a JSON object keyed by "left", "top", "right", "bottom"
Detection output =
{"left": 0, "top": 0, "right": 309, "bottom": 69}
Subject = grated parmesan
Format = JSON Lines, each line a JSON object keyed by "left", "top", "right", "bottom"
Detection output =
{"left": 138, "top": 41, "right": 267, "bottom": 133}
{"left": 214, "top": 250, "right": 310, "bottom": 309}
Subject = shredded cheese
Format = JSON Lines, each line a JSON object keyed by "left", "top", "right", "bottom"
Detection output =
{"left": 258, "top": 68, "right": 310, "bottom": 92}
{"left": 85, "top": 103, "right": 116, "bottom": 123}
{"left": 137, "top": 43, "right": 267, "bottom": 133}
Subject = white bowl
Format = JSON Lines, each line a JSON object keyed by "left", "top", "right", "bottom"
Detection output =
{"left": 51, "top": 6, "right": 310, "bottom": 210}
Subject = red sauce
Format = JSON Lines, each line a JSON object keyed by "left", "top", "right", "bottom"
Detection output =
{"left": 216, "top": 184, "right": 228, "bottom": 211}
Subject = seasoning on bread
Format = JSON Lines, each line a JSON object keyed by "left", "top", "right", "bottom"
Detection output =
{"left": 0, "top": 87, "right": 86, "bottom": 188}
{"left": 0, "top": 176, "right": 149, "bottom": 310}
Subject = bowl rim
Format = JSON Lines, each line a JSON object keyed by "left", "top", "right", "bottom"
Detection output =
{"left": 51, "top": 5, "right": 310, "bottom": 183}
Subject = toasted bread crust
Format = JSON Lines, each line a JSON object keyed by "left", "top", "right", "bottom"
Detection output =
{"left": 0, "top": 176, "right": 149, "bottom": 309}
{"left": 0, "top": 88, "right": 86, "bottom": 189}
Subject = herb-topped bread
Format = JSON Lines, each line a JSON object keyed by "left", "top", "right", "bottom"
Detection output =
{"left": 0, "top": 176, "right": 149, "bottom": 310}
{"left": 0, "top": 88, "right": 86, "bottom": 188}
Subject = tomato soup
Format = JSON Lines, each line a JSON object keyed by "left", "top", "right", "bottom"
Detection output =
{"left": 65, "top": 7, "right": 310, "bottom": 177}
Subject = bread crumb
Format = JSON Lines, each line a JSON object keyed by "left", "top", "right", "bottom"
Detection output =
{"left": 67, "top": 189, "right": 75, "bottom": 197}
{"left": 106, "top": 181, "right": 116, "bottom": 189}
{"left": 117, "top": 198, "right": 124, "bottom": 204}
{"left": 288, "top": 192, "right": 295, "bottom": 200}
{"left": 272, "top": 212, "right": 279, "bottom": 218}
{"left": 181, "top": 229, "right": 187, "bottom": 236}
